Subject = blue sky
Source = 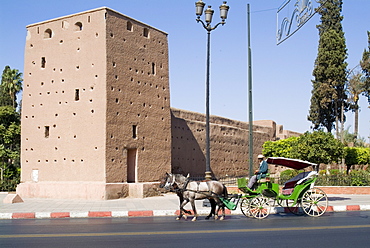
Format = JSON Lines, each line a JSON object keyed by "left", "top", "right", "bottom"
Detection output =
{"left": 1, "top": 0, "right": 369, "bottom": 141}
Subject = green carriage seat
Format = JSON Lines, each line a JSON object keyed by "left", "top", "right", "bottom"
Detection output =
{"left": 237, "top": 177, "right": 250, "bottom": 193}
{"left": 237, "top": 173, "right": 271, "bottom": 194}
{"left": 282, "top": 171, "right": 318, "bottom": 195}
{"left": 257, "top": 173, "right": 270, "bottom": 183}
{"left": 237, "top": 177, "right": 257, "bottom": 193}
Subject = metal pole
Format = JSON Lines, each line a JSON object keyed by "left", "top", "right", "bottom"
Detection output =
{"left": 196, "top": 2, "right": 229, "bottom": 180}
{"left": 247, "top": 4, "right": 254, "bottom": 178}
{"left": 205, "top": 30, "right": 212, "bottom": 180}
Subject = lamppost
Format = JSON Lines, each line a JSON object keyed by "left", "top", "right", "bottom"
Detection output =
{"left": 195, "top": 1, "right": 229, "bottom": 180}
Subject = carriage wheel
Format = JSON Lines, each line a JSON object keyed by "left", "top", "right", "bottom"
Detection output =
{"left": 301, "top": 187, "right": 328, "bottom": 217}
{"left": 240, "top": 198, "right": 253, "bottom": 218}
{"left": 249, "top": 196, "right": 271, "bottom": 219}
{"left": 285, "top": 199, "right": 304, "bottom": 215}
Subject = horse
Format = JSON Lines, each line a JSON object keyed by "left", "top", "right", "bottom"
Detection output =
{"left": 160, "top": 173, "right": 228, "bottom": 221}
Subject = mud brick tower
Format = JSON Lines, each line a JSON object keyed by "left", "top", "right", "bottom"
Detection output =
{"left": 18, "top": 7, "right": 171, "bottom": 199}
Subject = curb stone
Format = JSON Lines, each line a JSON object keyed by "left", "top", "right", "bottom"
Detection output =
{"left": 0, "top": 204, "right": 367, "bottom": 219}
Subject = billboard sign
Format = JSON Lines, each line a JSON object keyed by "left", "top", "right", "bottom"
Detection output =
{"left": 276, "top": 0, "right": 321, "bottom": 45}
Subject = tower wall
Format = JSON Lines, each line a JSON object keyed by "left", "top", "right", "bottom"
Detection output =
{"left": 20, "top": 9, "right": 107, "bottom": 184}
{"left": 104, "top": 9, "right": 171, "bottom": 184}
{"left": 18, "top": 7, "right": 171, "bottom": 199}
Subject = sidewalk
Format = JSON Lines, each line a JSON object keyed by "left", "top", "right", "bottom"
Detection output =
{"left": 1, "top": 192, "right": 370, "bottom": 219}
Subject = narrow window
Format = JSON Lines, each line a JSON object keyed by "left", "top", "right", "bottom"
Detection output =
{"left": 143, "top": 28, "right": 149, "bottom": 38}
{"left": 127, "top": 21, "right": 133, "bottom": 31}
{"left": 41, "top": 57, "right": 46, "bottom": 68}
{"left": 61, "top": 21, "right": 69, "bottom": 30}
{"left": 151, "top": 62, "right": 156, "bottom": 75}
{"left": 45, "top": 126, "right": 50, "bottom": 138}
{"left": 75, "top": 89, "right": 80, "bottom": 101}
{"left": 74, "top": 22, "right": 83, "bottom": 31}
{"left": 132, "top": 125, "right": 137, "bottom": 139}
{"left": 44, "top": 29, "right": 52, "bottom": 39}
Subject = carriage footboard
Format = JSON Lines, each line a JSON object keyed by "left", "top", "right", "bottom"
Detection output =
{"left": 220, "top": 194, "right": 241, "bottom": 211}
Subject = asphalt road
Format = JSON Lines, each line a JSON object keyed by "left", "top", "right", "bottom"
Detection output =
{"left": 1, "top": 212, "right": 370, "bottom": 248}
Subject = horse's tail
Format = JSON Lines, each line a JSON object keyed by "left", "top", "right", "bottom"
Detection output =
{"left": 222, "top": 184, "right": 228, "bottom": 198}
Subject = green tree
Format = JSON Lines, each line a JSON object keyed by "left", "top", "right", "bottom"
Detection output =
{"left": 360, "top": 31, "right": 370, "bottom": 104}
{"left": 290, "top": 131, "right": 344, "bottom": 165}
{"left": 308, "top": 0, "right": 348, "bottom": 132}
{"left": 344, "top": 147, "right": 370, "bottom": 167}
{"left": 1, "top": 66, "right": 23, "bottom": 109}
{"left": 0, "top": 106, "right": 21, "bottom": 191}
{"left": 262, "top": 136, "right": 298, "bottom": 158}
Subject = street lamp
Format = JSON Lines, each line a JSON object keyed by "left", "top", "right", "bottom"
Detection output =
{"left": 195, "top": 1, "right": 229, "bottom": 180}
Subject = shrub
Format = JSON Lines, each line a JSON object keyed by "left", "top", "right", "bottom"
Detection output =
{"left": 345, "top": 147, "right": 370, "bottom": 166}
{"left": 349, "top": 170, "right": 370, "bottom": 186}
{"left": 329, "top": 169, "right": 340, "bottom": 175}
{"left": 315, "top": 170, "right": 370, "bottom": 186}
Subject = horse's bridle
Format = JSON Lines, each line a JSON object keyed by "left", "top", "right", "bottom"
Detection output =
{"left": 164, "top": 173, "right": 176, "bottom": 191}
{"left": 165, "top": 173, "right": 190, "bottom": 193}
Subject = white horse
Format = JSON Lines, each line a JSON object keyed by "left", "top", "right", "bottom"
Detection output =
{"left": 160, "top": 173, "right": 227, "bottom": 221}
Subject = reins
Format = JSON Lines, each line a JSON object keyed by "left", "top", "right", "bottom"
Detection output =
{"left": 172, "top": 177, "right": 222, "bottom": 198}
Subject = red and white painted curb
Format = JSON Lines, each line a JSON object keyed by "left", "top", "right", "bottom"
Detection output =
{"left": 1, "top": 205, "right": 370, "bottom": 219}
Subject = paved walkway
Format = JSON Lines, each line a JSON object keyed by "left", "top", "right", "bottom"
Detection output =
{"left": 1, "top": 192, "right": 370, "bottom": 219}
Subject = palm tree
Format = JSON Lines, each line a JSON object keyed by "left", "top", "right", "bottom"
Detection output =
{"left": 360, "top": 31, "right": 370, "bottom": 105}
{"left": 347, "top": 71, "right": 365, "bottom": 139}
{"left": 1, "top": 66, "right": 23, "bottom": 109}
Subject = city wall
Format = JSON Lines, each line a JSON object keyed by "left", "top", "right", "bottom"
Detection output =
{"left": 170, "top": 108, "right": 296, "bottom": 178}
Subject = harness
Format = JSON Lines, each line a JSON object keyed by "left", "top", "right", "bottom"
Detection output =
{"left": 167, "top": 174, "right": 221, "bottom": 198}
{"left": 177, "top": 179, "right": 216, "bottom": 198}
{"left": 172, "top": 177, "right": 190, "bottom": 194}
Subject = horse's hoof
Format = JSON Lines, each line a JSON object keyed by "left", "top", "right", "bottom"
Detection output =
{"left": 192, "top": 217, "right": 197, "bottom": 222}
{"left": 183, "top": 215, "right": 187, "bottom": 220}
{"left": 205, "top": 216, "right": 210, "bottom": 220}
{"left": 219, "top": 216, "right": 224, "bottom": 221}
{"left": 176, "top": 217, "right": 180, "bottom": 220}
{"left": 215, "top": 215, "right": 219, "bottom": 220}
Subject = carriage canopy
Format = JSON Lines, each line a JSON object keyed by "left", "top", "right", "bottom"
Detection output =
{"left": 266, "top": 157, "right": 317, "bottom": 170}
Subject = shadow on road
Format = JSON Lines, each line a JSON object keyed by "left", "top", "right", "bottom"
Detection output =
{"left": 328, "top": 197, "right": 351, "bottom": 201}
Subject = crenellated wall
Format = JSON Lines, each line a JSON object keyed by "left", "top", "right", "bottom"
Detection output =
{"left": 171, "top": 108, "right": 286, "bottom": 178}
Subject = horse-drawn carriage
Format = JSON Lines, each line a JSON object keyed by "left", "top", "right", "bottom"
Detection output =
{"left": 236, "top": 157, "right": 328, "bottom": 219}
{"left": 161, "top": 157, "right": 328, "bottom": 221}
